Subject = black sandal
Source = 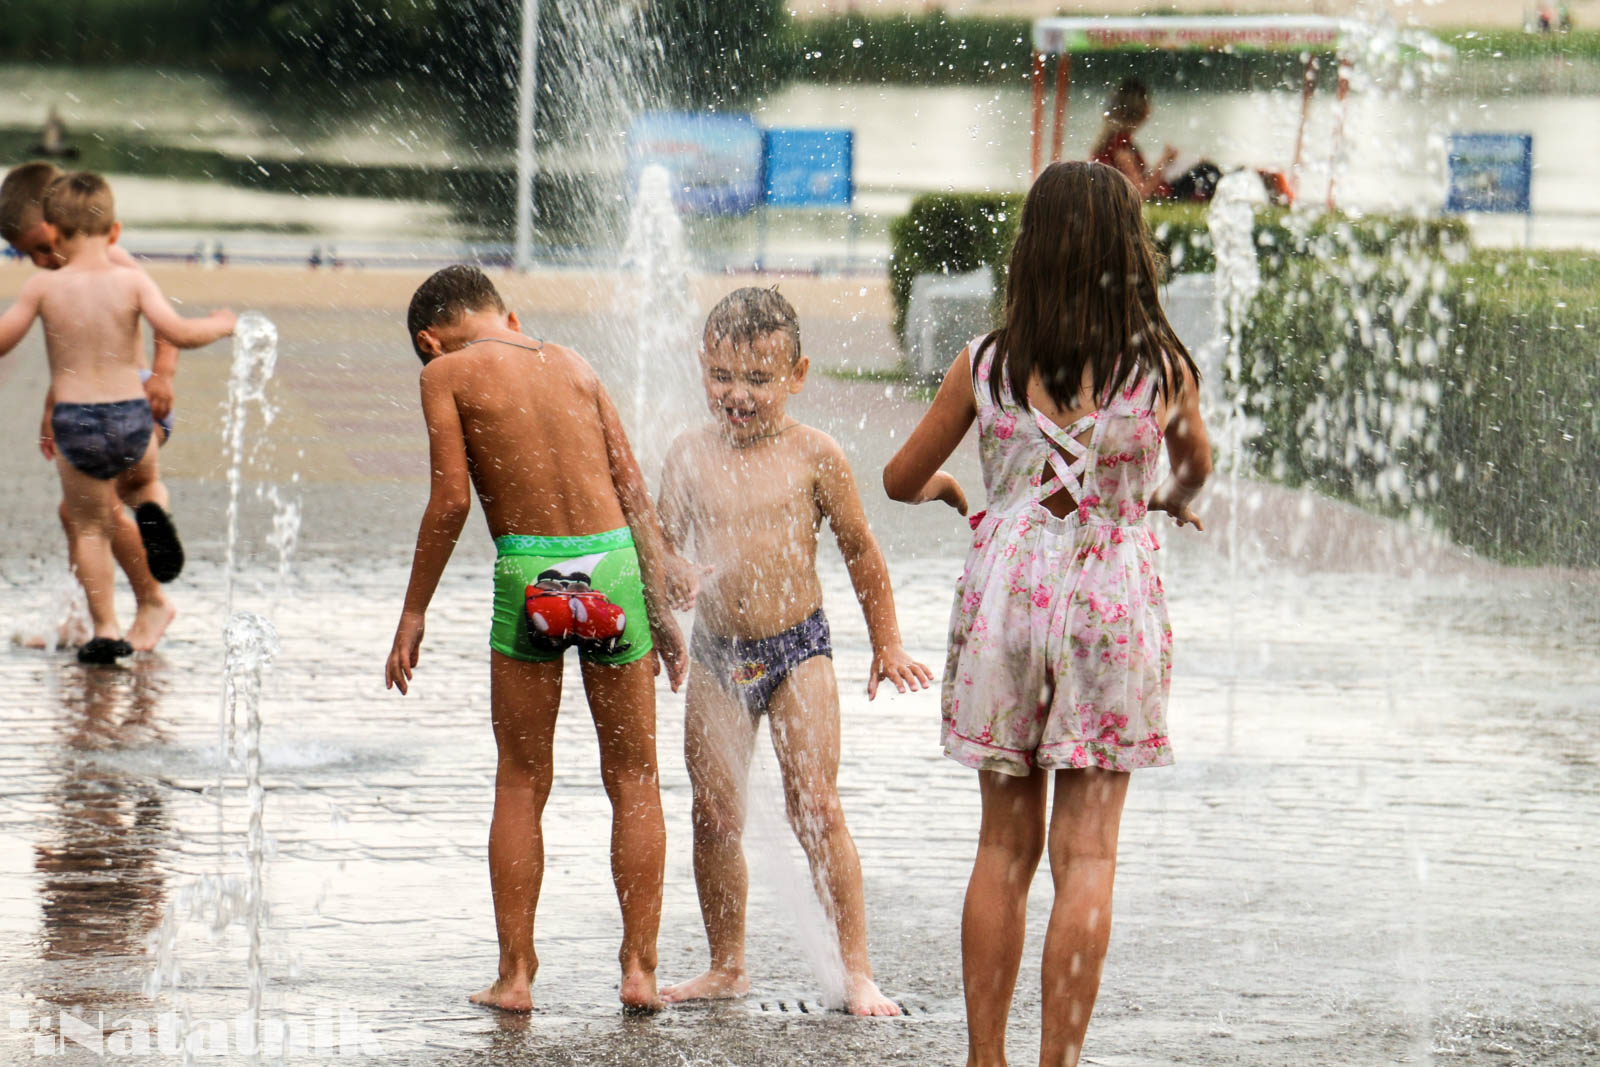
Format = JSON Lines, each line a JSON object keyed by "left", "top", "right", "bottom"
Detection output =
{"left": 134, "top": 502, "right": 185, "bottom": 582}
{"left": 77, "top": 637, "right": 134, "bottom": 665}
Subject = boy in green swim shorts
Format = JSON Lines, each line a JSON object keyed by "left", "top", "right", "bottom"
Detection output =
{"left": 384, "top": 265, "right": 697, "bottom": 1014}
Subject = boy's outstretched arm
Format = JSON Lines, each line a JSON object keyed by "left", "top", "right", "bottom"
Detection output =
{"left": 815, "top": 437, "right": 934, "bottom": 700}
{"left": 0, "top": 275, "right": 43, "bottom": 356}
{"left": 386, "top": 365, "right": 472, "bottom": 694}
{"left": 108, "top": 244, "right": 182, "bottom": 418}
{"left": 596, "top": 381, "right": 692, "bottom": 691}
{"left": 134, "top": 272, "right": 235, "bottom": 349}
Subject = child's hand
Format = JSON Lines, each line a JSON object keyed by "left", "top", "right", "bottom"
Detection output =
{"left": 663, "top": 551, "right": 711, "bottom": 612}
{"left": 385, "top": 611, "right": 426, "bottom": 694}
{"left": 143, "top": 371, "right": 175, "bottom": 423}
{"left": 216, "top": 308, "right": 238, "bottom": 335}
{"left": 649, "top": 614, "right": 689, "bottom": 692}
{"left": 1148, "top": 486, "right": 1204, "bottom": 532}
{"left": 868, "top": 644, "right": 934, "bottom": 700}
{"left": 921, "top": 470, "right": 968, "bottom": 514}
{"left": 39, "top": 408, "right": 55, "bottom": 461}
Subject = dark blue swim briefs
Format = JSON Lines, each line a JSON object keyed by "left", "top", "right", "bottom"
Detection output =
{"left": 690, "top": 609, "right": 833, "bottom": 714}
{"left": 51, "top": 397, "right": 154, "bottom": 480}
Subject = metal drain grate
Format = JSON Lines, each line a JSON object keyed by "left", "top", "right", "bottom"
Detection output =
{"left": 754, "top": 1000, "right": 929, "bottom": 1016}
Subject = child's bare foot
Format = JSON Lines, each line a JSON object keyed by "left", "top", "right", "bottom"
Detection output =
{"left": 126, "top": 598, "right": 177, "bottom": 652}
{"left": 619, "top": 968, "right": 665, "bottom": 1013}
{"left": 469, "top": 976, "right": 533, "bottom": 1013}
{"left": 660, "top": 968, "right": 749, "bottom": 1004}
{"left": 844, "top": 974, "right": 901, "bottom": 1017}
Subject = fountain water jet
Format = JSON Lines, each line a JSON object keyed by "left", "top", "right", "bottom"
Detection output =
{"left": 619, "top": 163, "right": 700, "bottom": 475}
{"left": 145, "top": 312, "right": 296, "bottom": 1056}
{"left": 1207, "top": 169, "right": 1266, "bottom": 748}
{"left": 223, "top": 313, "right": 280, "bottom": 619}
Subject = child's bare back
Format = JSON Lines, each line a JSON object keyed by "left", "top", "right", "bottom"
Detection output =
{"left": 422, "top": 335, "right": 629, "bottom": 539}
{"left": 388, "top": 266, "right": 698, "bottom": 1014}
{"left": 30, "top": 262, "right": 153, "bottom": 403}
{"left": 15, "top": 254, "right": 225, "bottom": 407}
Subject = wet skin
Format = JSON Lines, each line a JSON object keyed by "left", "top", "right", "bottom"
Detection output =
{"left": 0, "top": 225, "right": 231, "bottom": 645}
{"left": 12, "top": 214, "right": 184, "bottom": 652}
{"left": 657, "top": 328, "right": 928, "bottom": 1016}
{"left": 387, "top": 307, "right": 696, "bottom": 1013}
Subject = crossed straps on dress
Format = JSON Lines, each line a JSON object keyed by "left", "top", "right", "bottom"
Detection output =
{"left": 1033, "top": 408, "right": 1098, "bottom": 508}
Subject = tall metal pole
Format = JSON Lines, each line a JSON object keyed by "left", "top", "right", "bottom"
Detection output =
{"left": 514, "top": 0, "right": 540, "bottom": 272}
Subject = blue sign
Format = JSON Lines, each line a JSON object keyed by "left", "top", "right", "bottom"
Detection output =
{"left": 627, "top": 112, "right": 765, "bottom": 216}
{"left": 1446, "top": 133, "right": 1532, "bottom": 214}
{"left": 763, "top": 128, "right": 854, "bottom": 208}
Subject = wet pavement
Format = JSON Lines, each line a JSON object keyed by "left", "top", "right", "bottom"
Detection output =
{"left": 1, "top": 269, "right": 1597, "bottom": 1065}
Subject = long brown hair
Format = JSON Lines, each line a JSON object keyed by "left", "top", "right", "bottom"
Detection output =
{"left": 980, "top": 161, "right": 1197, "bottom": 411}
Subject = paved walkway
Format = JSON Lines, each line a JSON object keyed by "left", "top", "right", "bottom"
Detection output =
{"left": 0, "top": 276, "right": 1596, "bottom": 1065}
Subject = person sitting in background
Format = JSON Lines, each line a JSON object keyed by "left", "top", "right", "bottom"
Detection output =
{"left": 1091, "top": 78, "right": 1221, "bottom": 204}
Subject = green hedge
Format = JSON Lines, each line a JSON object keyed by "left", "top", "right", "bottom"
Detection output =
{"left": 785, "top": 13, "right": 1326, "bottom": 89}
{"left": 887, "top": 193, "right": 1020, "bottom": 344}
{"left": 1424, "top": 253, "right": 1596, "bottom": 564}
{"left": 1233, "top": 248, "right": 1597, "bottom": 567}
{"left": 886, "top": 192, "right": 1467, "bottom": 341}
{"left": 1445, "top": 27, "right": 1600, "bottom": 61}
{"left": 888, "top": 191, "right": 1594, "bottom": 566}
{"left": 1149, "top": 203, "right": 1469, "bottom": 274}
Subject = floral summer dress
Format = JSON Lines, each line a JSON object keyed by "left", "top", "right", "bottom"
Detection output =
{"left": 942, "top": 337, "right": 1174, "bottom": 776}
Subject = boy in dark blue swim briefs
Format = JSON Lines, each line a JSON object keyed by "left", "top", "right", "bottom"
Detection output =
{"left": 0, "top": 171, "right": 234, "bottom": 664}
{"left": 3, "top": 162, "right": 188, "bottom": 652}
{"left": 384, "top": 265, "right": 700, "bottom": 1014}
{"left": 656, "top": 287, "right": 932, "bottom": 1016}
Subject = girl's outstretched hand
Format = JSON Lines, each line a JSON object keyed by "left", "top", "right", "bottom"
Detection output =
{"left": 1148, "top": 486, "right": 1205, "bottom": 532}
{"left": 868, "top": 644, "right": 934, "bottom": 700}
{"left": 920, "top": 470, "right": 968, "bottom": 515}
{"left": 385, "top": 611, "right": 425, "bottom": 694}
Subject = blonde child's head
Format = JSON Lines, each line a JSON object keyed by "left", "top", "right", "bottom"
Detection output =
{"left": 42, "top": 171, "right": 117, "bottom": 240}
{"left": 407, "top": 264, "right": 509, "bottom": 362}
{"left": 699, "top": 287, "right": 808, "bottom": 444}
{"left": 0, "top": 161, "right": 66, "bottom": 266}
{"left": 990, "top": 160, "right": 1196, "bottom": 411}
{"left": 703, "top": 286, "right": 802, "bottom": 366}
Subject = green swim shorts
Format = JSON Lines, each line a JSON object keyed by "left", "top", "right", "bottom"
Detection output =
{"left": 490, "top": 527, "right": 653, "bottom": 666}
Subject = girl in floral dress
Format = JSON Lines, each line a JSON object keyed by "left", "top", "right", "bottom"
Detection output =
{"left": 884, "top": 161, "right": 1213, "bottom": 1067}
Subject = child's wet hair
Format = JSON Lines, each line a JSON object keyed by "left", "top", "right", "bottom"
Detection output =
{"left": 0, "top": 161, "right": 65, "bottom": 243}
{"left": 42, "top": 171, "right": 116, "bottom": 239}
{"left": 407, "top": 264, "right": 506, "bottom": 361}
{"left": 982, "top": 160, "right": 1198, "bottom": 412}
{"left": 703, "top": 286, "right": 802, "bottom": 364}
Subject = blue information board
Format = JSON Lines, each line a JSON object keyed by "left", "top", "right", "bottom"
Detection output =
{"left": 1446, "top": 133, "right": 1532, "bottom": 214}
{"left": 627, "top": 112, "right": 765, "bottom": 216}
{"left": 763, "top": 128, "right": 854, "bottom": 208}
